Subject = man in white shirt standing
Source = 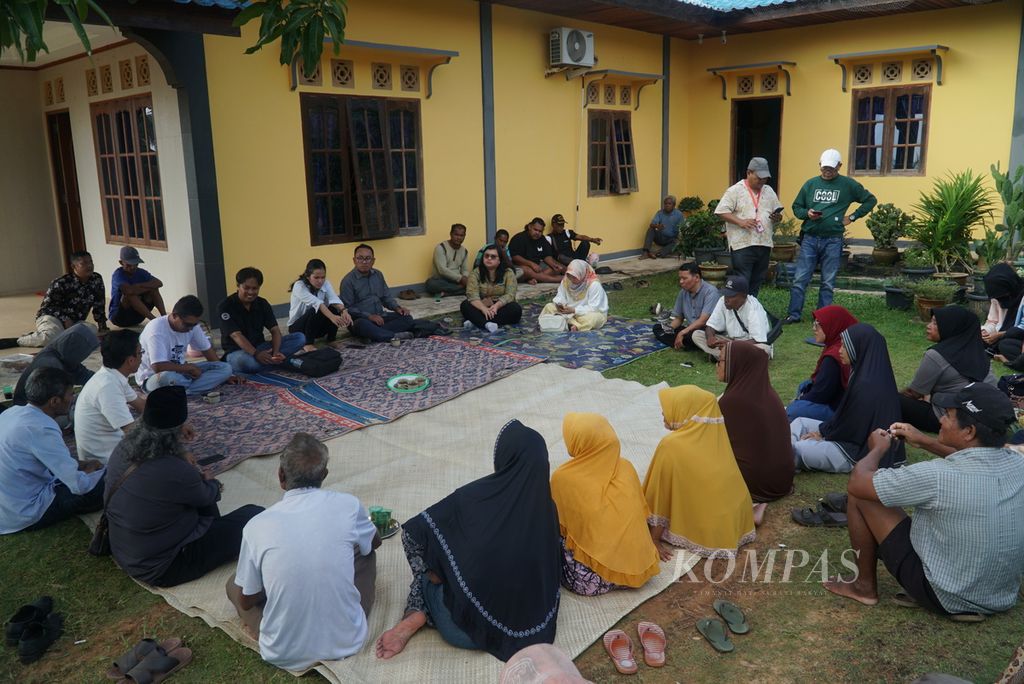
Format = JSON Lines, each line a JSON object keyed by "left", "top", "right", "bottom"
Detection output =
{"left": 73, "top": 330, "right": 146, "bottom": 464}
{"left": 227, "top": 433, "right": 379, "bottom": 671}
{"left": 714, "top": 157, "right": 784, "bottom": 297}
{"left": 136, "top": 296, "right": 234, "bottom": 395}
{"left": 692, "top": 275, "right": 773, "bottom": 360}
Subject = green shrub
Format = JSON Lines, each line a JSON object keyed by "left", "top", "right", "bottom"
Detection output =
{"left": 911, "top": 278, "right": 957, "bottom": 300}
{"left": 866, "top": 203, "right": 912, "bottom": 250}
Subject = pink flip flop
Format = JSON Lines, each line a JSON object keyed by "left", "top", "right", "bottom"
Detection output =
{"left": 637, "top": 621, "right": 666, "bottom": 667}
{"left": 602, "top": 629, "right": 637, "bottom": 675}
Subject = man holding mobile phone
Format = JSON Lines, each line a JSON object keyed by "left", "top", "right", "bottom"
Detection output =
{"left": 714, "top": 157, "right": 784, "bottom": 297}
{"left": 784, "top": 149, "right": 877, "bottom": 324}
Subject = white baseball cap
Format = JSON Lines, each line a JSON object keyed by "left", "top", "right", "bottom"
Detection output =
{"left": 820, "top": 149, "right": 842, "bottom": 168}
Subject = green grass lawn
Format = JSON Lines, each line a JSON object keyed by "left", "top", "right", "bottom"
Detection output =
{"left": 1, "top": 271, "right": 1020, "bottom": 683}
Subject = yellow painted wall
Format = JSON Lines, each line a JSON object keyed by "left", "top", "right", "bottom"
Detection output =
{"left": 204, "top": 0, "right": 484, "bottom": 300}
{"left": 491, "top": 6, "right": 665, "bottom": 254}
{"left": 671, "top": 1, "right": 1023, "bottom": 239}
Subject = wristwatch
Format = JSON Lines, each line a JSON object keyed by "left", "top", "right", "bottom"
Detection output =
{"left": 848, "top": 215, "right": 857, "bottom": 222}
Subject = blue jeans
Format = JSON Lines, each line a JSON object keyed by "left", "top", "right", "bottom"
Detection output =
{"left": 786, "top": 379, "right": 836, "bottom": 422}
{"left": 224, "top": 332, "right": 306, "bottom": 374}
{"left": 421, "top": 576, "right": 478, "bottom": 650}
{"left": 143, "top": 361, "right": 234, "bottom": 395}
{"left": 786, "top": 235, "right": 843, "bottom": 321}
{"left": 349, "top": 312, "right": 415, "bottom": 342}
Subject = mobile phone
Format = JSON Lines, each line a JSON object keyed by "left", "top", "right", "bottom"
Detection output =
{"left": 771, "top": 207, "right": 783, "bottom": 216}
{"left": 985, "top": 347, "right": 997, "bottom": 357}
{"left": 197, "top": 454, "right": 225, "bottom": 467}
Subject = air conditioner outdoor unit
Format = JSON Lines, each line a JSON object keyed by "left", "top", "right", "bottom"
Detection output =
{"left": 549, "top": 27, "right": 595, "bottom": 68}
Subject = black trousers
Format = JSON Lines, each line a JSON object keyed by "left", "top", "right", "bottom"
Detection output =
{"left": 24, "top": 477, "right": 106, "bottom": 532}
{"left": 555, "top": 242, "right": 590, "bottom": 265}
{"left": 731, "top": 246, "right": 772, "bottom": 297}
{"left": 652, "top": 323, "right": 698, "bottom": 349}
{"left": 152, "top": 504, "right": 264, "bottom": 588}
{"left": 288, "top": 307, "right": 340, "bottom": 343}
{"left": 460, "top": 300, "right": 523, "bottom": 329}
{"left": 898, "top": 394, "right": 941, "bottom": 433}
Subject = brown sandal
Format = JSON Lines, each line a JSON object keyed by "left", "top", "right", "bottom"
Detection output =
{"left": 398, "top": 289, "right": 418, "bottom": 300}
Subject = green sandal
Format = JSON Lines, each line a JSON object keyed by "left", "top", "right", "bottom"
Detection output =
{"left": 696, "top": 618, "right": 734, "bottom": 653}
{"left": 713, "top": 599, "right": 750, "bottom": 634}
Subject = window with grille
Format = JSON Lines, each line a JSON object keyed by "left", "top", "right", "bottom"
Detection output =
{"left": 300, "top": 94, "right": 425, "bottom": 245}
{"left": 587, "top": 110, "right": 638, "bottom": 196}
{"left": 850, "top": 85, "right": 930, "bottom": 176}
{"left": 90, "top": 94, "right": 166, "bottom": 247}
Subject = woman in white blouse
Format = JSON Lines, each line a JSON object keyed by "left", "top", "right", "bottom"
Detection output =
{"left": 288, "top": 259, "right": 352, "bottom": 345}
{"left": 538, "top": 259, "right": 608, "bottom": 332}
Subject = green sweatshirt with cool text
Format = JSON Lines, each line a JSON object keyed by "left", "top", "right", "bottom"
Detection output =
{"left": 791, "top": 174, "right": 877, "bottom": 237}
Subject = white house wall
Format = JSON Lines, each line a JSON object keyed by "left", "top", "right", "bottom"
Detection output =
{"left": 0, "top": 70, "right": 62, "bottom": 295}
{"left": 37, "top": 43, "right": 198, "bottom": 305}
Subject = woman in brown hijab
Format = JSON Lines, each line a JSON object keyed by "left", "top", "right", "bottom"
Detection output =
{"left": 718, "top": 340, "right": 794, "bottom": 503}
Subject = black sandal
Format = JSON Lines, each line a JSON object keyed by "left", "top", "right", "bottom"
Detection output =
{"left": 820, "top": 492, "right": 848, "bottom": 514}
{"left": 791, "top": 505, "right": 847, "bottom": 527}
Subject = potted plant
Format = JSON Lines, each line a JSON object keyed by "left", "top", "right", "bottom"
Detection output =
{"left": 866, "top": 203, "right": 911, "bottom": 265}
{"left": 678, "top": 196, "right": 704, "bottom": 217}
{"left": 678, "top": 204, "right": 726, "bottom": 264}
{"left": 771, "top": 217, "right": 800, "bottom": 262}
{"left": 883, "top": 276, "right": 913, "bottom": 311}
{"left": 991, "top": 162, "right": 1024, "bottom": 262}
{"left": 700, "top": 260, "right": 727, "bottom": 285}
{"left": 901, "top": 248, "right": 936, "bottom": 280}
{"left": 910, "top": 170, "right": 994, "bottom": 280}
{"left": 911, "top": 278, "right": 957, "bottom": 322}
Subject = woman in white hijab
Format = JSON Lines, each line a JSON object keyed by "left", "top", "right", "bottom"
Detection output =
{"left": 538, "top": 260, "right": 608, "bottom": 332}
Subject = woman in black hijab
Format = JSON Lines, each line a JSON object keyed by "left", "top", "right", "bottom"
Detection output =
{"left": 376, "top": 420, "right": 561, "bottom": 662}
{"left": 900, "top": 306, "right": 995, "bottom": 432}
{"left": 982, "top": 264, "right": 1024, "bottom": 359}
{"left": 791, "top": 323, "right": 905, "bottom": 472}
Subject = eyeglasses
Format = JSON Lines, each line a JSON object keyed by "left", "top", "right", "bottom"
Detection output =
{"left": 354, "top": 256, "right": 375, "bottom": 263}
{"left": 482, "top": 253, "right": 500, "bottom": 259}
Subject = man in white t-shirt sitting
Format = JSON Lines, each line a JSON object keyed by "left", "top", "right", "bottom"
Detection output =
{"left": 136, "top": 296, "right": 234, "bottom": 395}
{"left": 73, "top": 330, "right": 146, "bottom": 464}
{"left": 227, "top": 433, "right": 379, "bottom": 671}
{"left": 692, "top": 275, "right": 773, "bottom": 360}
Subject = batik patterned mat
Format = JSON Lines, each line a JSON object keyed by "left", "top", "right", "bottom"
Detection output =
{"left": 447, "top": 303, "right": 664, "bottom": 371}
{"left": 184, "top": 337, "right": 544, "bottom": 474}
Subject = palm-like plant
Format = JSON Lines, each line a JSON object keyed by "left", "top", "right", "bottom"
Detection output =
{"left": 910, "top": 170, "right": 994, "bottom": 274}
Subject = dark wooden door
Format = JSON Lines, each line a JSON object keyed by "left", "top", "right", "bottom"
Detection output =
{"left": 46, "top": 111, "right": 86, "bottom": 269}
{"left": 731, "top": 96, "right": 784, "bottom": 197}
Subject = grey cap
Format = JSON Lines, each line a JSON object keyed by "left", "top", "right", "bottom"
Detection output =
{"left": 119, "top": 245, "right": 144, "bottom": 265}
{"left": 747, "top": 157, "right": 771, "bottom": 179}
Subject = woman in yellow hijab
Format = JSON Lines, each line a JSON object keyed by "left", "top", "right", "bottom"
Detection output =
{"left": 551, "top": 413, "right": 661, "bottom": 595}
{"left": 642, "top": 385, "right": 755, "bottom": 560}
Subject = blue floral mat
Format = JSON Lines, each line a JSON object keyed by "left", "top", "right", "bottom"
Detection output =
{"left": 447, "top": 303, "right": 665, "bottom": 372}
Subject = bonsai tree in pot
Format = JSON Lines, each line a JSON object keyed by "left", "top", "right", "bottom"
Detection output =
{"left": 770, "top": 217, "right": 800, "bottom": 263}
{"left": 866, "top": 203, "right": 911, "bottom": 266}
{"left": 910, "top": 170, "right": 994, "bottom": 279}
{"left": 699, "top": 260, "right": 727, "bottom": 285}
{"left": 911, "top": 278, "right": 958, "bottom": 323}
{"left": 883, "top": 276, "right": 913, "bottom": 311}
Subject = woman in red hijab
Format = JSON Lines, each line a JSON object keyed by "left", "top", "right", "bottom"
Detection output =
{"left": 786, "top": 305, "right": 857, "bottom": 422}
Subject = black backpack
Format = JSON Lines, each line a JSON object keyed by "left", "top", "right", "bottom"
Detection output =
{"left": 287, "top": 348, "right": 342, "bottom": 377}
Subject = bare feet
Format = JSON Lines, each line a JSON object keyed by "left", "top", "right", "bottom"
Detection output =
{"left": 301, "top": 344, "right": 317, "bottom": 353}
{"left": 376, "top": 611, "right": 427, "bottom": 659}
{"left": 822, "top": 577, "right": 878, "bottom": 606}
{"left": 655, "top": 541, "right": 674, "bottom": 562}
{"left": 569, "top": 325, "right": 579, "bottom": 332}
{"left": 241, "top": 622, "right": 259, "bottom": 641}
{"left": 528, "top": 278, "right": 538, "bottom": 285}
{"left": 753, "top": 503, "right": 767, "bottom": 527}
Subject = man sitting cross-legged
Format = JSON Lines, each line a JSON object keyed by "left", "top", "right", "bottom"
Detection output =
{"left": 691, "top": 275, "right": 773, "bottom": 360}
{"left": 74, "top": 330, "right": 147, "bottom": 465}
{"left": 653, "top": 262, "right": 721, "bottom": 351}
{"left": 509, "top": 218, "right": 565, "bottom": 284}
{"left": 0, "top": 367, "right": 105, "bottom": 534}
{"left": 824, "top": 383, "right": 1024, "bottom": 618}
{"left": 108, "top": 246, "right": 166, "bottom": 328}
{"left": 227, "top": 433, "right": 379, "bottom": 671}
{"left": 341, "top": 244, "right": 418, "bottom": 343}
{"left": 137, "top": 296, "right": 235, "bottom": 395}
{"left": 219, "top": 267, "right": 305, "bottom": 375}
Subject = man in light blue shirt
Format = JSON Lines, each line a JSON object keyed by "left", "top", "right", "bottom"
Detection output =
{"left": 642, "top": 195, "right": 685, "bottom": 259}
{"left": 0, "top": 367, "right": 105, "bottom": 534}
{"left": 825, "top": 383, "right": 1024, "bottom": 617}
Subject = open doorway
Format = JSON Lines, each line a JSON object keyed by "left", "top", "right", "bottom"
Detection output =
{"left": 731, "top": 97, "right": 783, "bottom": 196}
{"left": 46, "top": 110, "right": 86, "bottom": 270}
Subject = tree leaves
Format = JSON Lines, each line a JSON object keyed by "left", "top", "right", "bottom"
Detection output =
{"left": 234, "top": 0, "right": 348, "bottom": 79}
{"left": 1, "top": 0, "right": 113, "bottom": 62}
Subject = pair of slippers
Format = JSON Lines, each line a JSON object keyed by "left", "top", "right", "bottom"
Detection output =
{"left": 5, "top": 596, "right": 63, "bottom": 664}
{"left": 602, "top": 621, "right": 665, "bottom": 675}
{"left": 791, "top": 494, "right": 848, "bottom": 527}
{"left": 107, "top": 638, "right": 193, "bottom": 683}
{"left": 892, "top": 592, "right": 986, "bottom": 623}
{"left": 398, "top": 289, "right": 419, "bottom": 300}
{"left": 602, "top": 282, "right": 625, "bottom": 291}
{"left": 696, "top": 600, "right": 749, "bottom": 653}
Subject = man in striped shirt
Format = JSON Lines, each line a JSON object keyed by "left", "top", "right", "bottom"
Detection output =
{"left": 824, "top": 382, "right": 1024, "bottom": 618}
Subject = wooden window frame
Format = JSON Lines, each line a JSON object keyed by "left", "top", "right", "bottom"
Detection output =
{"left": 587, "top": 109, "right": 638, "bottom": 197}
{"left": 849, "top": 84, "right": 931, "bottom": 177}
{"left": 299, "top": 93, "right": 425, "bottom": 246}
{"left": 90, "top": 93, "right": 167, "bottom": 248}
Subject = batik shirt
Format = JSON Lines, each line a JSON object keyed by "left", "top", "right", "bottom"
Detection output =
{"left": 37, "top": 273, "right": 107, "bottom": 327}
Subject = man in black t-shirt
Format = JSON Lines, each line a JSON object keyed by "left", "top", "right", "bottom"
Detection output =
{"left": 219, "top": 267, "right": 306, "bottom": 375}
{"left": 548, "top": 213, "right": 602, "bottom": 266}
{"left": 508, "top": 218, "right": 565, "bottom": 284}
